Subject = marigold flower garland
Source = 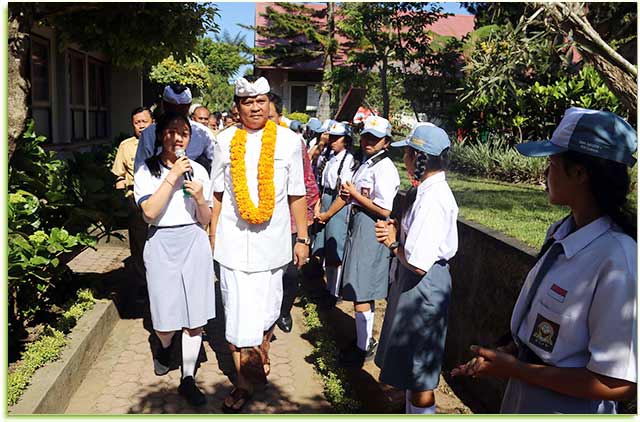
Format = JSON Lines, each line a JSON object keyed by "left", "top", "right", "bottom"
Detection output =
{"left": 230, "top": 120, "right": 277, "bottom": 224}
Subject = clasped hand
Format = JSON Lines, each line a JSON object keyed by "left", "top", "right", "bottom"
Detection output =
{"left": 339, "top": 181, "right": 356, "bottom": 201}
{"left": 450, "top": 345, "right": 519, "bottom": 379}
{"left": 374, "top": 219, "right": 397, "bottom": 248}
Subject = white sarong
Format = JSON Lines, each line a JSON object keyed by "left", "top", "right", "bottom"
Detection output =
{"left": 219, "top": 264, "right": 285, "bottom": 347}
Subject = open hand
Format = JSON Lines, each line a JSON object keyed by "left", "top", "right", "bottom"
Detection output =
{"left": 451, "top": 345, "right": 520, "bottom": 379}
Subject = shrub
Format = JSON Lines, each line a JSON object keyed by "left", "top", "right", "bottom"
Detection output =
{"left": 285, "top": 112, "right": 310, "bottom": 124}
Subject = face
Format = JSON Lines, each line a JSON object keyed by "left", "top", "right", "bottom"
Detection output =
{"left": 132, "top": 110, "right": 153, "bottom": 138}
{"left": 545, "top": 154, "right": 582, "bottom": 206}
{"left": 161, "top": 118, "right": 191, "bottom": 157}
{"left": 360, "top": 132, "right": 388, "bottom": 157}
{"left": 207, "top": 116, "right": 218, "bottom": 131}
{"left": 268, "top": 103, "right": 280, "bottom": 124}
{"left": 192, "top": 107, "right": 210, "bottom": 125}
{"left": 238, "top": 95, "right": 270, "bottom": 130}
{"left": 231, "top": 105, "right": 240, "bottom": 122}
{"left": 329, "top": 135, "right": 346, "bottom": 153}
{"left": 403, "top": 147, "right": 417, "bottom": 176}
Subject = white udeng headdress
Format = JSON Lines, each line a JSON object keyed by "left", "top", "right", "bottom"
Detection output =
{"left": 234, "top": 77, "right": 270, "bottom": 97}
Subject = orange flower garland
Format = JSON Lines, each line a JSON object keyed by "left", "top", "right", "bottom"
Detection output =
{"left": 230, "top": 120, "right": 277, "bottom": 224}
{"left": 278, "top": 121, "right": 288, "bottom": 128}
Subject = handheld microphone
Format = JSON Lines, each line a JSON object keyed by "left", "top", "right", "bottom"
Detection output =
{"left": 175, "top": 148, "right": 192, "bottom": 181}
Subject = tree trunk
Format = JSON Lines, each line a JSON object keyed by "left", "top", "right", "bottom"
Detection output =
{"left": 536, "top": 2, "right": 637, "bottom": 123}
{"left": 380, "top": 55, "right": 390, "bottom": 119}
{"left": 8, "top": 17, "right": 31, "bottom": 159}
{"left": 317, "top": 2, "right": 334, "bottom": 121}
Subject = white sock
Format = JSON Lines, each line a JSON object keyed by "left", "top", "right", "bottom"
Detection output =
{"left": 355, "top": 310, "right": 373, "bottom": 351}
{"left": 181, "top": 331, "right": 202, "bottom": 379}
{"left": 409, "top": 403, "right": 436, "bottom": 414}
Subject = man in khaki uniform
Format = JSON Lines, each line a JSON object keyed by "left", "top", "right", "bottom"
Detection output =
{"left": 112, "top": 106, "right": 154, "bottom": 295}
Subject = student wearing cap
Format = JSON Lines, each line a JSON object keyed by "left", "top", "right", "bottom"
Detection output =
{"left": 134, "top": 84, "right": 216, "bottom": 174}
{"left": 312, "top": 119, "right": 337, "bottom": 186}
{"left": 267, "top": 94, "right": 320, "bottom": 334}
{"left": 209, "top": 76, "right": 309, "bottom": 412}
{"left": 374, "top": 123, "right": 458, "bottom": 414}
{"left": 314, "top": 122, "right": 357, "bottom": 306}
{"left": 452, "top": 107, "right": 637, "bottom": 414}
{"left": 334, "top": 115, "right": 400, "bottom": 368}
{"left": 111, "top": 106, "right": 154, "bottom": 298}
{"left": 133, "top": 112, "right": 215, "bottom": 406}
{"left": 305, "top": 117, "right": 323, "bottom": 149}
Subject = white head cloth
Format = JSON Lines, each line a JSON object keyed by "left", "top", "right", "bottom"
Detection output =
{"left": 235, "top": 77, "right": 270, "bottom": 97}
{"left": 163, "top": 85, "right": 192, "bottom": 105}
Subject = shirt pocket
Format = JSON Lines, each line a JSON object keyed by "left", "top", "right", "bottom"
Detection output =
{"left": 273, "top": 158, "right": 288, "bottom": 197}
{"left": 527, "top": 298, "right": 575, "bottom": 357}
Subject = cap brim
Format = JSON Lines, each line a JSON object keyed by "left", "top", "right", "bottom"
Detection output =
{"left": 390, "top": 139, "right": 409, "bottom": 148}
{"left": 516, "top": 140, "right": 566, "bottom": 157}
{"left": 361, "top": 128, "right": 388, "bottom": 139}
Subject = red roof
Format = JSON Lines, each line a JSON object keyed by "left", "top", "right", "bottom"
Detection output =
{"left": 255, "top": 3, "right": 475, "bottom": 71}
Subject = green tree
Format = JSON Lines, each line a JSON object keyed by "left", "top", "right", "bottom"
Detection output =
{"left": 148, "top": 55, "right": 211, "bottom": 94}
{"left": 337, "top": 2, "right": 445, "bottom": 119}
{"left": 8, "top": 2, "right": 218, "bottom": 157}
{"left": 249, "top": 2, "right": 336, "bottom": 119}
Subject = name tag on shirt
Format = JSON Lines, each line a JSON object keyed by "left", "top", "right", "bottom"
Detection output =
{"left": 547, "top": 283, "right": 567, "bottom": 303}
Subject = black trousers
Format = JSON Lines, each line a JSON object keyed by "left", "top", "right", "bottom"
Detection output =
{"left": 280, "top": 234, "right": 299, "bottom": 317}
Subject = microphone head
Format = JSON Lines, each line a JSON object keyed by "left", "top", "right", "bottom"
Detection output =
{"left": 175, "top": 147, "right": 186, "bottom": 158}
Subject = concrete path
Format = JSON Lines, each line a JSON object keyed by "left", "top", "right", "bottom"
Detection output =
{"left": 64, "top": 236, "right": 331, "bottom": 414}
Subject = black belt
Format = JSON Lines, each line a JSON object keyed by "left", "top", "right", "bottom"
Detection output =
{"left": 323, "top": 187, "right": 338, "bottom": 196}
{"left": 151, "top": 223, "right": 196, "bottom": 229}
{"left": 434, "top": 259, "right": 448, "bottom": 266}
{"left": 517, "top": 343, "right": 547, "bottom": 366}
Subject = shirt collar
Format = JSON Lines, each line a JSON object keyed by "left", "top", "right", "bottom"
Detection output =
{"left": 333, "top": 149, "right": 346, "bottom": 161}
{"left": 365, "top": 150, "right": 385, "bottom": 166}
{"left": 553, "top": 215, "right": 612, "bottom": 259}
{"left": 417, "top": 171, "right": 446, "bottom": 195}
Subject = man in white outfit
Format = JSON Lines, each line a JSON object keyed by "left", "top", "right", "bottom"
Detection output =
{"left": 210, "top": 76, "right": 310, "bottom": 412}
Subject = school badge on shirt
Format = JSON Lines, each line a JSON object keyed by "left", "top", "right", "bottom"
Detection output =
{"left": 529, "top": 314, "right": 560, "bottom": 353}
{"left": 360, "top": 187, "right": 371, "bottom": 198}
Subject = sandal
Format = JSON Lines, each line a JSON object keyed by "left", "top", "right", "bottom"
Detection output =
{"left": 239, "top": 347, "right": 267, "bottom": 385}
{"left": 222, "top": 387, "right": 253, "bottom": 413}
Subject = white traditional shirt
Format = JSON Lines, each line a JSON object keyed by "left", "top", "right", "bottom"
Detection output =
{"left": 401, "top": 171, "right": 458, "bottom": 273}
{"left": 321, "top": 149, "right": 355, "bottom": 190}
{"left": 133, "top": 159, "right": 212, "bottom": 227}
{"left": 350, "top": 151, "right": 400, "bottom": 211}
{"left": 212, "top": 125, "right": 306, "bottom": 272}
{"left": 134, "top": 120, "right": 216, "bottom": 173}
{"left": 511, "top": 216, "right": 637, "bottom": 383}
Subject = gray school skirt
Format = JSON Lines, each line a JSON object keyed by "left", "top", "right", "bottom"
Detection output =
{"left": 312, "top": 192, "right": 349, "bottom": 265}
{"left": 144, "top": 223, "right": 215, "bottom": 332}
{"left": 340, "top": 208, "right": 390, "bottom": 302}
{"left": 375, "top": 260, "right": 451, "bottom": 391}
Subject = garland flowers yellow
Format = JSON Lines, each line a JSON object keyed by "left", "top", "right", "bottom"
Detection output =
{"left": 230, "top": 119, "right": 277, "bottom": 224}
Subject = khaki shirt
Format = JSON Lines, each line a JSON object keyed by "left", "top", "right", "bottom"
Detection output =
{"left": 111, "top": 136, "right": 138, "bottom": 196}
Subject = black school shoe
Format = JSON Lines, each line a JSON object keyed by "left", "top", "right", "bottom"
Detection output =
{"left": 153, "top": 344, "right": 171, "bottom": 376}
{"left": 276, "top": 314, "right": 293, "bottom": 333}
{"left": 178, "top": 376, "right": 207, "bottom": 406}
{"left": 338, "top": 338, "right": 378, "bottom": 368}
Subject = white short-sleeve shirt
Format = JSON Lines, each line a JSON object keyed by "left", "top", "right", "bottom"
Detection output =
{"left": 511, "top": 216, "right": 637, "bottom": 383}
{"left": 401, "top": 172, "right": 459, "bottom": 273}
{"left": 134, "top": 159, "right": 212, "bottom": 227}
{"left": 350, "top": 151, "right": 399, "bottom": 211}
{"left": 212, "top": 125, "right": 306, "bottom": 272}
{"left": 321, "top": 150, "right": 355, "bottom": 190}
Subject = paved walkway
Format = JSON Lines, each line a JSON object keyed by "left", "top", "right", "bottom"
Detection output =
{"left": 64, "top": 235, "right": 331, "bottom": 414}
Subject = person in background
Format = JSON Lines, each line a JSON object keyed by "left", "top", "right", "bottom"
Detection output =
{"left": 452, "top": 107, "right": 637, "bottom": 414}
{"left": 289, "top": 120, "right": 303, "bottom": 135}
{"left": 304, "top": 117, "right": 323, "bottom": 150}
{"left": 336, "top": 116, "right": 400, "bottom": 368}
{"left": 208, "top": 111, "right": 222, "bottom": 133}
{"left": 134, "top": 112, "right": 215, "bottom": 406}
{"left": 374, "top": 123, "right": 458, "bottom": 414}
{"left": 134, "top": 84, "right": 216, "bottom": 174}
{"left": 191, "top": 105, "right": 211, "bottom": 127}
{"left": 111, "top": 106, "right": 154, "bottom": 300}
{"left": 267, "top": 94, "right": 320, "bottom": 334}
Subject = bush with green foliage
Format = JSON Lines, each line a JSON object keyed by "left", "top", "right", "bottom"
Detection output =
{"left": 285, "top": 112, "right": 310, "bottom": 124}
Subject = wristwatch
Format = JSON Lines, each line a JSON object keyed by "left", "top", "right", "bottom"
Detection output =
{"left": 296, "top": 237, "right": 311, "bottom": 246}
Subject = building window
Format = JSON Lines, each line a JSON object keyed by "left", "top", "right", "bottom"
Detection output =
{"left": 68, "top": 51, "right": 109, "bottom": 141}
{"left": 30, "top": 35, "right": 52, "bottom": 140}
{"left": 290, "top": 85, "right": 308, "bottom": 113}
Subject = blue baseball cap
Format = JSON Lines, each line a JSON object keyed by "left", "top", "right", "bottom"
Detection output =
{"left": 391, "top": 123, "right": 451, "bottom": 155}
{"left": 516, "top": 107, "right": 637, "bottom": 167}
{"left": 328, "top": 121, "right": 351, "bottom": 137}
{"left": 306, "top": 117, "right": 322, "bottom": 133}
{"left": 320, "top": 119, "right": 336, "bottom": 133}
{"left": 361, "top": 115, "right": 392, "bottom": 139}
{"left": 289, "top": 120, "right": 302, "bottom": 132}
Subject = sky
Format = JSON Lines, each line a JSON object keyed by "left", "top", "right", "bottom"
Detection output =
{"left": 212, "top": 1, "right": 472, "bottom": 77}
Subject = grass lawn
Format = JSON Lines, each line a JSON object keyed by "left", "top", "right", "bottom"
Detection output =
{"left": 389, "top": 149, "right": 568, "bottom": 249}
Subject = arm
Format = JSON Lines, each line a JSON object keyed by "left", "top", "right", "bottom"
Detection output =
{"left": 318, "top": 196, "right": 347, "bottom": 223}
{"left": 111, "top": 143, "right": 127, "bottom": 190}
{"left": 139, "top": 157, "right": 191, "bottom": 221}
{"left": 289, "top": 195, "right": 309, "bottom": 268}
{"left": 183, "top": 179, "right": 211, "bottom": 226}
{"left": 374, "top": 219, "right": 425, "bottom": 276}
{"left": 209, "top": 191, "right": 223, "bottom": 250}
{"left": 342, "top": 181, "right": 391, "bottom": 218}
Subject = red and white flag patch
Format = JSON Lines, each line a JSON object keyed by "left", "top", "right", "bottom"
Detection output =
{"left": 548, "top": 283, "right": 567, "bottom": 303}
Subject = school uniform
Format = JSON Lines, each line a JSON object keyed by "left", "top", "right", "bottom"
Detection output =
{"left": 212, "top": 125, "right": 306, "bottom": 347}
{"left": 133, "top": 160, "right": 215, "bottom": 332}
{"left": 501, "top": 215, "right": 637, "bottom": 414}
{"left": 340, "top": 150, "right": 400, "bottom": 302}
{"left": 375, "top": 171, "right": 459, "bottom": 391}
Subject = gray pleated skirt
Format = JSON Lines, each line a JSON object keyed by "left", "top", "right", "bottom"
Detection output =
{"left": 340, "top": 209, "right": 390, "bottom": 302}
{"left": 144, "top": 224, "right": 215, "bottom": 332}
{"left": 375, "top": 260, "right": 451, "bottom": 391}
{"left": 312, "top": 192, "right": 349, "bottom": 265}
